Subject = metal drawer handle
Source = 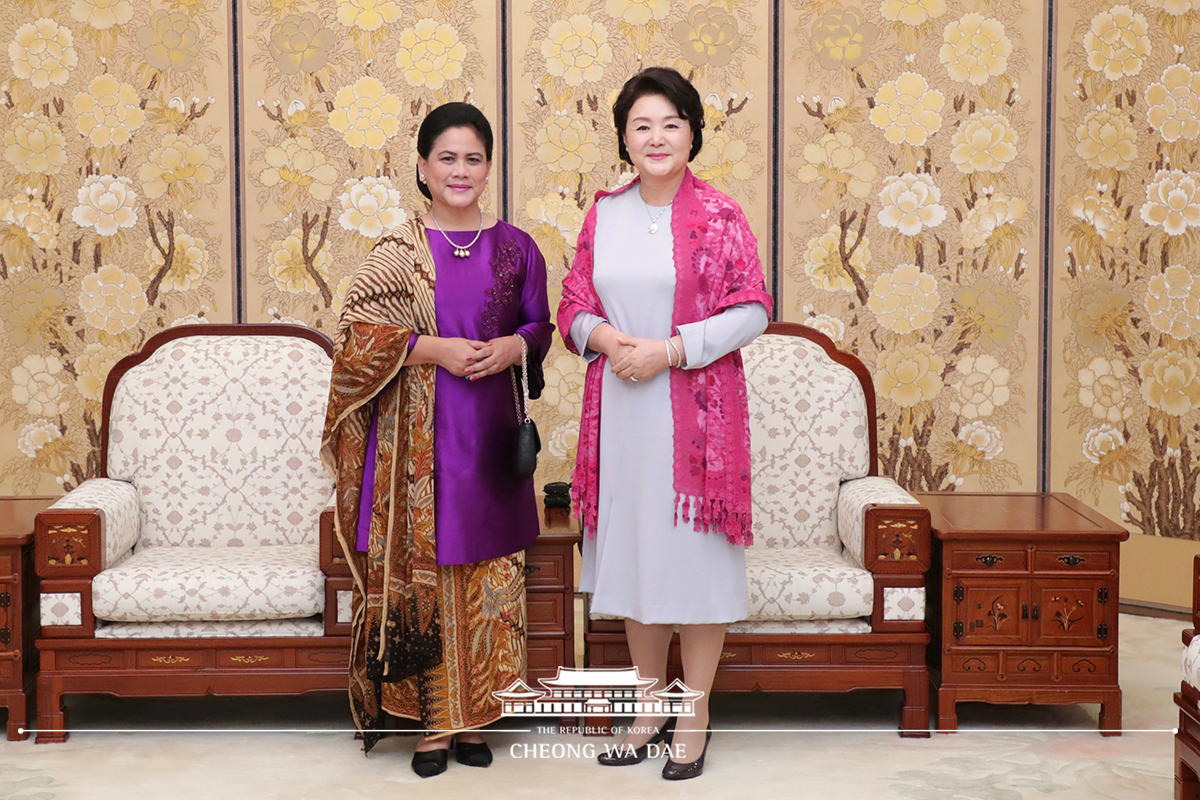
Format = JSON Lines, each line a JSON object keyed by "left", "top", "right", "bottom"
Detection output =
{"left": 1022, "top": 603, "right": 1028, "bottom": 619}
{"left": 1057, "top": 555, "right": 1087, "bottom": 567}
{"left": 524, "top": 564, "right": 541, "bottom": 576}
{"left": 975, "top": 554, "right": 1003, "bottom": 567}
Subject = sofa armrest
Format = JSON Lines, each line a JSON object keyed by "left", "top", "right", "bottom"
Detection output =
{"left": 36, "top": 478, "right": 139, "bottom": 579}
{"left": 837, "top": 476, "right": 930, "bottom": 573}
{"left": 319, "top": 499, "right": 350, "bottom": 577}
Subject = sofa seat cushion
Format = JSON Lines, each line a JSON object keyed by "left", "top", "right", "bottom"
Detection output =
{"left": 95, "top": 618, "right": 324, "bottom": 638}
{"left": 92, "top": 544, "right": 323, "bottom": 622}
{"left": 745, "top": 547, "right": 874, "bottom": 620}
{"left": 1185, "top": 637, "right": 1200, "bottom": 690}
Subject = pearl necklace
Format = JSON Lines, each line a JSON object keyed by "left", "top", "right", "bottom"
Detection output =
{"left": 430, "top": 208, "right": 484, "bottom": 257}
{"left": 639, "top": 186, "right": 670, "bottom": 234}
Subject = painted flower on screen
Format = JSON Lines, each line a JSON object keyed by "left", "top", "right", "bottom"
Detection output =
{"left": 337, "top": 176, "right": 407, "bottom": 239}
{"left": 1067, "top": 192, "right": 1126, "bottom": 247}
{"left": 1140, "top": 169, "right": 1200, "bottom": 236}
{"left": 0, "top": 278, "right": 64, "bottom": 348}
{"left": 959, "top": 193, "right": 1026, "bottom": 250}
{"left": 692, "top": 129, "right": 754, "bottom": 188}
{"left": 949, "top": 354, "right": 1011, "bottom": 419}
{"left": 1083, "top": 5, "right": 1150, "bottom": 82}
{"left": 810, "top": 9, "right": 877, "bottom": 70}
{"left": 397, "top": 19, "right": 467, "bottom": 90}
{"left": 1070, "top": 278, "right": 1132, "bottom": 354}
{"left": 542, "top": 353, "right": 586, "bottom": 417}
{"left": 869, "top": 72, "right": 944, "bottom": 147}
{"left": 146, "top": 227, "right": 209, "bottom": 292}
{"left": 11, "top": 355, "right": 67, "bottom": 417}
{"left": 953, "top": 277, "right": 1020, "bottom": 351}
{"left": 72, "top": 175, "right": 139, "bottom": 237}
{"left": 268, "top": 13, "right": 334, "bottom": 75}
{"left": 74, "top": 342, "right": 122, "bottom": 402}
{"left": 9, "top": 19, "right": 77, "bottom": 89}
{"left": 1147, "top": 63, "right": 1200, "bottom": 142}
{"left": 138, "top": 134, "right": 215, "bottom": 198}
{"left": 328, "top": 77, "right": 402, "bottom": 150}
{"left": 868, "top": 264, "right": 939, "bottom": 334}
{"left": 336, "top": 0, "right": 402, "bottom": 32}
{"left": 877, "top": 172, "right": 946, "bottom": 236}
{"left": 804, "top": 313, "right": 845, "bottom": 344}
{"left": 542, "top": 15, "right": 612, "bottom": 87}
{"left": 674, "top": 6, "right": 741, "bottom": 68}
{"left": 875, "top": 344, "right": 945, "bottom": 407}
{"left": 1139, "top": 348, "right": 1200, "bottom": 416}
{"left": 17, "top": 419, "right": 62, "bottom": 459}
{"left": 1146, "top": 0, "right": 1199, "bottom": 15}
{"left": 78, "top": 265, "right": 147, "bottom": 335}
{"left": 260, "top": 136, "right": 339, "bottom": 202}
{"left": 802, "top": 225, "right": 869, "bottom": 294}
{"left": 1074, "top": 106, "right": 1137, "bottom": 171}
{"left": 797, "top": 131, "right": 876, "bottom": 199}
{"left": 957, "top": 421, "right": 1004, "bottom": 460}
{"left": 605, "top": 0, "right": 669, "bottom": 26}
{"left": 1077, "top": 357, "right": 1131, "bottom": 424}
{"left": 939, "top": 13, "right": 1011, "bottom": 86}
{"left": 535, "top": 114, "right": 602, "bottom": 176}
{"left": 0, "top": 195, "right": 59, "bottom": 250}
{"left": 1081, "top": 424, "right": 1124, "bottom": 466}
{"left": 950, "top": 111, "right": 1019, "bottom": 174}
{"left": 269, "top": 229, "right": 331, "bottom": 294}
{"left": 1145, "top": 264, "right": 1200, "bottom": 340}
{"left": 70, "top": 0, "right": 134, "bottom": 31}
{"left": 879, "top": 0, "right": 946, "bottom": 27}
{"left": 526, "top": 192, "right": 585, "bottom": 241}
{"left": 74, "top": 75, "right": 147, "bottom": 148}
{"left": 3, "top": 116, "right": 67, "bottom": 176}
{"left": 137, "top": 11, "right": 201, "bottom": 72}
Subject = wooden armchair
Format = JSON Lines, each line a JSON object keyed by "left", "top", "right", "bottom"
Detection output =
{"left": 1175, "top": 555, "right": 1200, "bottom": 797}
{"left": 585, "top": 322, "right": 932, "bottom": 736}
{"left": 34, "top": 325, "right": 351, "bottom": 742}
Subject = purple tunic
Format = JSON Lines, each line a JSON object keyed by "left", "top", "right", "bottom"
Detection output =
{"left": 356, "top": 221, "right": 553, "bottom": 565}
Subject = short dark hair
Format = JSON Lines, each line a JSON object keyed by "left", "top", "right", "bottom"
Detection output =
{"left": 415, "top": 102, "right": 494, "bottom": 200}
{"left": 612, "top": 67, "right": 705, "bottom": 163}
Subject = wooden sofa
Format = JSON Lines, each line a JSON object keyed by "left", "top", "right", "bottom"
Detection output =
{"left": 585, "top": 322, "right": 933, "bottom": 736}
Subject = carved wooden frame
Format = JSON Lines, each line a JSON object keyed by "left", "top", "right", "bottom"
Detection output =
{"left": 34, "top": 325, "right": 351, "bottom": 743}
{"left": 583, "top": 323, "right": 931, "bottom": 736}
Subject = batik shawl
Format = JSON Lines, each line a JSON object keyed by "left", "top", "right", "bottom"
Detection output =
{"left": 557, "top": 170, "right": 773, "bottom": 545}
{"left": 320, "top": 219, "right": 439, "bottom": 748}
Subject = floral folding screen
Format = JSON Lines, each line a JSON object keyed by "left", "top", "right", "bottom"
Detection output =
{"left": 0, "top": 0, "right": 1192, "bottom": 541}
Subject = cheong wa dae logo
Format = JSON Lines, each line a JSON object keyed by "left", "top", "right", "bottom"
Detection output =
{"left": 492, "top": 666, "right": 700, "bottom": 717}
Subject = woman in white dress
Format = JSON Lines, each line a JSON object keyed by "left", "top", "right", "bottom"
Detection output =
{"left": 558, "top": 67, "right": 772, "bottom": 780}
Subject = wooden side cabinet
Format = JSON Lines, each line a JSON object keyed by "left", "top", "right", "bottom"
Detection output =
{"left": 0, "top": 498, "right": 53, "bottom": 740}
{"left": 525, "top": 503, "right": 581, "bottom": 683}
{"left": 918, "top": 492, "right": 1127, "bottom": 735}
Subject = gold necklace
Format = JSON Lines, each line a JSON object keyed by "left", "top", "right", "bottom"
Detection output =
{"left": 430, "top": 208, "right": 484, "bottom": 257}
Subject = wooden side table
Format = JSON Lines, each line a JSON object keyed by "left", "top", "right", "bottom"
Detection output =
{"left": 526, "top": 501, "right": 581, "bottom": 682}
{"left": 0, "top": 497, "right": 52, "bottom": 740}
{"left": 918, "top": 492, "right": 1128, "bottom": 735}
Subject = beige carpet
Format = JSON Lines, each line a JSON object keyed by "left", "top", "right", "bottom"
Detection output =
{"left": 0, "top": 613, "right": 1178, "bottom": 799}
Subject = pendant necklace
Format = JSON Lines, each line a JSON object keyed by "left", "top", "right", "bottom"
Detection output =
{"left": 430, "top": 208, "right": 484, "bottom": 257}
{"left": 639, "top": 186, "right": 670, "bottom": 235}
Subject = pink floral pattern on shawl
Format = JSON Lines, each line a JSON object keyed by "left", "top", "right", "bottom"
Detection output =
{"left": 557, "top": 170, "right": 773, "bottom": 545}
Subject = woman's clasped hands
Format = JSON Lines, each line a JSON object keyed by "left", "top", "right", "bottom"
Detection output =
{"left": 429, "top": 335, "right": 523, "bottom": 379}
{"left": 609, "top": 333, "right": 684, "bottom": 383}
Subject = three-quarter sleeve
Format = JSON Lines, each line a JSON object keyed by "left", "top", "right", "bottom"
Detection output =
{"left": 676, "top": 302, "right": 769, "bottom": 370}
{"left": 569, "top": 312, "right": 608, "bottom": 363}
{"left": 514, "top": 238, "right": 555, "bottom": 364}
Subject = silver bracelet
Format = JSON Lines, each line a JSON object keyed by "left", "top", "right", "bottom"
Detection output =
{"left": 667, "top": 338, "right": 683, "bottom": 368}
{"left": 664, "top": 339, "right": 674, "bottom": 368}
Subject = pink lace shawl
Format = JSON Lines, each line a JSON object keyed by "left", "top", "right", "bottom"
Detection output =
{"left": 557, "top": 170, "right": 773, "bottom": 545}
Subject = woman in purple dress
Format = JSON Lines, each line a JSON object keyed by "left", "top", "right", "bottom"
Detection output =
{"left": 322, "top": 103, "right": 552, "bottom": 778}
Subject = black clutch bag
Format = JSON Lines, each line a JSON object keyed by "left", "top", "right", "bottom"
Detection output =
{"left": 511, "top": 338, "right": 541, "bottom": 479}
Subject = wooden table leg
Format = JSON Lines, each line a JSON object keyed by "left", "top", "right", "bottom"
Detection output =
{"left": 1100, "top": 690, "right": 1122, "bottom": 736}
{"left": 936, "top": 686, "right": 958, "bottom": 733}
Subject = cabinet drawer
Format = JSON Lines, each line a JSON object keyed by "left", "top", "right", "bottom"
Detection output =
{"left": 946, "top": 652, "right": 1000, "bottom": 679}
{"left": 759, "top": 645, "right": 831, "bottom": 665}
{"left": 717, "top": 645, "right": 753, "bottom": 665}
{"left": 948, "top": 548, "right": 1029, "bottom": 573}
{"left": 526, "top": 591, "right": 566, "bottom": 633}
{"left": 527, "top": 636, "right": 567, "bottom": 680}
{"left": 298, "top": 648, "right": 349, "bottom": 667}
{"left": 1061, "top": 653, "right": 1113, "bottom": 679}
{"left": 137, "top": 650, "right": 205, "bottom": 669}
{"left": 218, "top": 650, "right": 285, "bottom": 668}
{"left": 524, "top": 552, "right": 568, "bottom": 588}
{"left": 1032, "top": 548, "right": 1113, "bottom": 574}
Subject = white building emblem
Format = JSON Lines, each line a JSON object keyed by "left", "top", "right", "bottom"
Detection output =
{"left": 492, "top": 667, "right": 701, "bottom": 717}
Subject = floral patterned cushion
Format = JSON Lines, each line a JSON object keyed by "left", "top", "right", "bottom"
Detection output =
{"left": 1185, "top": 638, "right": 1200, "bottom": 691}
{"left": 95, "top": 618, "right": 325, "bottom": 638}
{"left": 48, "top": 477, "right": 140, "bottom": 568}
{"left": 745, "top": 547, "right": 874, "bottom": 620}
{"left": 91, "top": 544, "right": 323, "bottom": 622}
{"left": 882, "top": 587, "right": 925, "bottom": 621}
{"left": 727, "top": 618, "right": 871, "bottom": 635}
{"left": 106, "top": 334, "right": 334, "bottom": 548}
{"left": 743, "top": 334, "right": 871, "bottom": 551}
{"left": 837, "top": 476, "right": 923, "bottom": 569}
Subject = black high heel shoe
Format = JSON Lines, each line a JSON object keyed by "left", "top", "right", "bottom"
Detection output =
{"left": 411, "top": 747, "right": 449, "bottom": 778}
{"left": 454, "top": 738, "right": 493, "bottom": 767}
{"left": 661, "top": 726, "right": 712, "bottom": 781}
{"left": 596, "top": 717, "right": 677, "bottom": 766}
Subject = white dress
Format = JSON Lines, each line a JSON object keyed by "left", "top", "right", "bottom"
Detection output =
{"left": 570, "top": 188, "right": 769, "bottom": 624}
